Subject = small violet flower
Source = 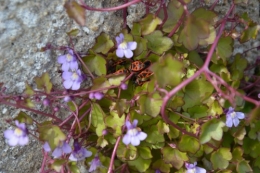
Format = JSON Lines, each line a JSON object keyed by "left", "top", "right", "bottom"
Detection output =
{"left": 89, "top": 155, "right": 102, "bottom": 172}
{"left": 185, "top": 162, "right": 206, "bottom": 173}
{"left": 44, "top": 141, "right": 72, "bottom": 158}
{"left": 122, "top": 119, "right": 147, "bottom": 146}
{"left": 89, "top": 92, "right": 104, "bottom": 100}
{"left": 62, "top": 69, "right": 83, "bottom": 90}
{"left": 63, "top": 96, "right": 72, "bottom": 102}
{"left": 58, "top": 49, "right": 78, "bottom": 71}
{"left": 4, "top": 120, "right": 29, "bottom": 146}
{"left": 225, "top": 107, "right": 245, "bottom": 128}
{"left": 116, "top": 33, "right": 137, "bottom": 59}
{"left": 120, "top": 83, "right": 128, "bottom": 90}
{"left": 69, "top": 142, "right": 92, "bottom": 161}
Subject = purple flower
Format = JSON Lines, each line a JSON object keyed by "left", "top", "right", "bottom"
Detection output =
{"left": 122, "top": 119, "right": 147, "bottom": 146}
{"left": 63, "top": 96, "right": 72, "bottom": 102}
{"left": 89, "top": 155, "right": 102, "bottom": 172}
{"left": 51, "top": 141, "right": 72, "bottom": 158}
{"left": 4, "top": 120, "right": 29, "bottom": 146}
{"left": 43, "top": 98, "right": 50, "bottom": 106}
{"left": 120, "top": 83, "right": 128, "bottom": 90}
{"left": 58, "top": 49, "right": 78, "bottom": 71}
{"left": 69, "top": 142, "right": 92, "bottom": 161}
{"left": 116, "top": 33, "right": 137, "bottom": 59}
{"left": 62, "top": 69, "right": 83, "bottom": 90}
{"left": 155, "top": 169, "right": 161, "bottom": 173}
{"left": 225, "top": 107, "right": 245, "bottom": 127}
{"left": 89, "top": 92, "right": 104, "bottom": 100}
{"left": 43, "top": 142, "right": 51, "bottom": 152}
{"left": 185, "top": 162, "right": 206, "bottom": 173}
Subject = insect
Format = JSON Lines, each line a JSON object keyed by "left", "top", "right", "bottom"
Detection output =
{"left": 113, "top": 68, "right": 129, "bottom": 75}
{"left": 135, "top": 68, "right": 154, "bottom": 85}
{"left": 129, "top": 60, "right": 151, "bottom": 72}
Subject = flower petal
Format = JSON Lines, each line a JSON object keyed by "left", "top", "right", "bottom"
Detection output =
{"left": 7, "top": 136, "right": 19, "bottom": 146}
{"left": 18, "top": 136, "right": 29, "bottom": 145}
{"left": 71, "top": 81, "right": 81, "bottom": 90}
{"left": 82, "top": 148, "right": 92, "bottom": 157}
{"left": 62, "top": 142, "right": 72, "bottom": 154}
{"left": 63, "top": 80, "right": 73, "bottom": 89}
{"left": 62, "top": 71, "right": 72, "bottom": 80}
{"left": 62, "top": 62, "right": 70, "bottom": 71}
{"left": 233, "top": 117, "right": 240, "bottom": 127}
{"left": 195, "top": 167, "right": 206, "bottom": 173}
{"left": 4, "top": 129, "right": 14, "bottom": 139}
{"left": 132, "top": 119, "right": 138, "bottom": 128}
{"left": 43, "top": 142, "right": 52, "bottom": 152}
{"left": 69, "top": 153, "right": 77, "bottom": 161}
{"left": 137, "top": 132, "right": 147, "bottom": 141}
{"left": 70, "top": 61, "right": 79, "bottom": 71}
{"left": 127, "top": 42, "right": 137, "bottom": 50}
{"left": 130, "top": 136, "right": 140, "bottom": 146}
{"left": 116, "top": 49, "right": 124, "bottom": 58}
{"left": 124, "top": 49, "right": 133, "bottom": 58}
{"left": 52, "top": 147, "right": 63, "bottom": 158}
{"left": 125, "top": 121, "right": 132, "bottom": 130}
{"left": 226, "top": 116, "right": 233, "bottom": 127}
{"left": 122, "top": 134, "right": 131, "bottom": 145}
{"left": 236, "top": 112, "right": 245, "bottom": 119}
{"left": 57, "top": 55, "right": 67, "bottom": 64}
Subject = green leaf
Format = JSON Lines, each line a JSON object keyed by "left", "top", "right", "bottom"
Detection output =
{"left": 210, "top": 64, "right": 231, "bottom": 82}
{"left": 38, "top": 122, "right": 66, "bottom": 150}
{"left": 138, "top": 93, "right": 162, "bottom": 117}
{"left": 162, "top": 146, "right": 188, "bottom": 169}
{"left": 230, "top": 54, "right": 248, "bottom": 80}
{"left": 152, "top": 159, "right": 172, "bottom": 173}
{"left": 68, "top": 162, "right": 80, "bottom": 173}
{"left": 216, "top": 36, "right": 233, "bottom": 65}
{"left": 116, "top": 142, "right": 137, "bottom": 161}
{"left": 14, "top": 111, "right": 33, "bottom": 125}
{"left": 105, "top": 111, "right": 124, "bottom": 137}
{"left": 237, "top": 160, "right": 253, "bottom": 173}
{"left": 92, "top": 33, "right": 114, "bottom": 54}
{"left": 90, "top": 103, "right": 106, "bottom": 128}
{"left": 91, "top": 77, "right": 111, "bottom": 92}
{"left": 145, "top": 125, "right": 165, "bottom": 144}
{"left": 97, "top": 137, "right": 108, "bottom": 148}
{"left": 240, "top": 22, "right": 258, "bottom": 43}
{"left": 128, "top": 156, "right": 151, "bottom": 172}
{"left": 64, "top": 1, "right": 85, "bottom": 26}
{"left": 24, "top": 83, "right": 34, "bottom": 96}
{"left": 140, "top": 14, "right": 162, "bottom": 35}
{"left": 51, "top": 159, "right": 66, "bottom": 172}
{"left": 108, "top": 75, "right": 126, "bottom": 86}
{"left": 34, "top": 72, "right": 52, "bottom": 94}
{"left": 144, "top": 30, "right": 173, "bottom": 54}
{"left": 178, "top": 135, "right": 200, "bottom": 154}
{"left": 200, "top": 119, "right": 225, "bottom": 144}
{"left": 210, "top": 148, "right": 232, "bottom": 169}
{"left": 66, "top": 29, "right": 80, "bottom": 37}
{"left": 232, "top": 147, "right": 244, "bottom": 162}
{"left": 182, "top": 75, "right": 214, "bottom": 110}
{"left": 187, "top": 51, "right": 204, "bottom": 67}
{"left": 157, "top": 120, "right": 170, "bottom": 134}
{"left": 131, "top": 22, "right": 141, "bottom": 36}
{"left": 158, "top": 0, "right": 184, "bottom": 33}
{"left": 187, "top": 105, "right": 208, "bottom": 119}
{"left": 83, "top": 54, "right": 106, "bottom": 76}
{"left": 151, "top": 53, "right": 183, "bottom": 87}
{"left": 138, "top": 146, "right": 153, "bottom": 159}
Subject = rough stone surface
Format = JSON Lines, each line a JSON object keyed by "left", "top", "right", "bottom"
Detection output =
{"left": 0, "top": 0, "right": 259, "bottom": 173}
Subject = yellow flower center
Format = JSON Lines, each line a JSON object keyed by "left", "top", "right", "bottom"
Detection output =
{"left": 14, "top": 128, "right": 23, "bottom": 136}
{"left": 230, "top": 112, "right": 236, "bottom": 118}
{"left": 128, "top": 128, "right": 138, "bottom": 136}
{"left": 119, "top": 42, "right": 127, "bottom": 49}
{"left": 66, "top": 54, "right": 73, "bottom": 61}
{"left": 72, "top": 72, "right": 79, "bottom": 80}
